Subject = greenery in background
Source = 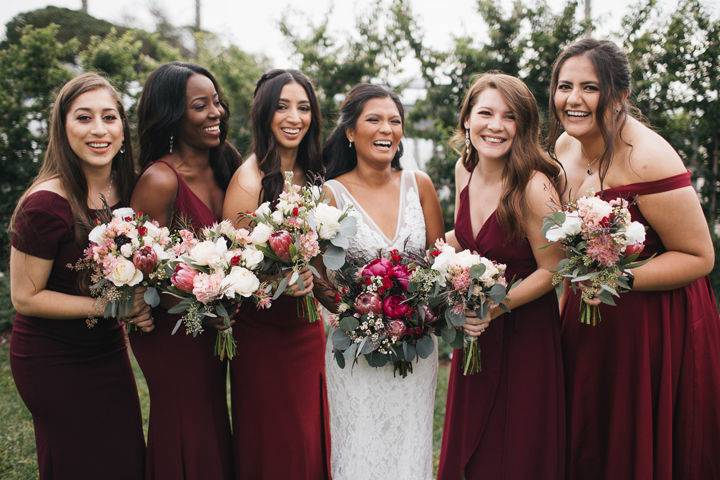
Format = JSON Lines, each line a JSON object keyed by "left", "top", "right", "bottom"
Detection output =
{"left": 0, "top": 0, "right": 718, "bottom": 315}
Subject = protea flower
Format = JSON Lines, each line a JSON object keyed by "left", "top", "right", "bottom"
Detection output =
{"left": 132, "top": 245, "right": 158, "bottom": 275}
{"left": 268, "top": 230, "right": 293, "bottom": 262}
{"left": 354, "top": 292, "right": 383, "bottom": 315}
{"left": 171, "top": 263, "right": 197, "bottom": 293}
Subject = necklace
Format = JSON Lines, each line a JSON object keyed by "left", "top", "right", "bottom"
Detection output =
{"left": 580, "top": 145, "right": 601, "bottom": 176}
{"left": 90, "top": 173, "right": 114, "bottom": 208}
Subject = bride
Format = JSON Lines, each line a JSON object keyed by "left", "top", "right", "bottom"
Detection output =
{"left": 320, "top": 83, "right": 445, "bottom": 479}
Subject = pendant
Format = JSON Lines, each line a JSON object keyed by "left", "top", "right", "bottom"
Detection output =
{"left": 586, "top": 168, "right": 593, "bottom": 175}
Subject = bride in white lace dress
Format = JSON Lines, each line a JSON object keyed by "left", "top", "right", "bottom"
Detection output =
{"left": 320, "top": 84, "right": 444, "bottom": 479}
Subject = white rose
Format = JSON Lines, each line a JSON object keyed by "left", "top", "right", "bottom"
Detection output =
{"left": 249, "top": 223, "right": 273, "bottom": 244}
{"left": 577, "top": 196, "right": 613, "bottom": 219}
{"left": 218, "top": 220, "right": 236, "bottom": 238}
{"left": 562, "top": 212, "right": 582, "bottom": 235}
{"left": 271, "top": 209, "right": 284, "bottom": 224}
{"left": 310, "top": 185, "right": 322, "bottom": 202}
{"left": 88, "top": 224, "right": 107, "bottom": 244}
{"left": 242, "top": 247, "right": 264, "bottom": 269}
{"left": 109, "top": 257, "right": 143, "bottom": 287}
{"left": 112, "top": 207, "right": 135, "bottom": 219}
{"left": 120, "top": 243, "right": 134, "bottom": 258}
{"left": 152, "top": 243, "right": 171, "bottom": 261}
{"left": 545, "top": 225, "right": 566, "bottom": 242}
{"left": 478, "top": 257, "right": 500, "bottom": 284}
{"left": 312, "top": 203, "right": 343, "bottom": 239}
{"left": 431, "top": 250, "right": 456, "bottom": 277}
{"left": 454, "top": 250, "right": 481, "bottom": 269}
{"left": 255, "top": 201, "right": 271, "bottom": 218}
{"left": 624, "top": 221, "right": 646, "bottom": 245}
{"left": 189, "top": 238, "right": 228, "bottom": 268}
{"left": 222, "top": 267, "right": 260, "bottom": 298}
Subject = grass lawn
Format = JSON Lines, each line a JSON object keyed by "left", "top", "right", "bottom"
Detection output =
{"left": 0, "top": 336, "right": 450, "bottom": 478}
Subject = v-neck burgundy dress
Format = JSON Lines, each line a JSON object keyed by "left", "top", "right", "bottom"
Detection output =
{"left": 10, "top": 191, "right": 145, "bottom": 480}
{"left": 562, "top": 172, "right": 720, "bottom": 479}
{"left": 438, "top": 174, "right": 565, "bottom": 480}
{"left": 129, "top": 161, "right": 233, "bottom": 480}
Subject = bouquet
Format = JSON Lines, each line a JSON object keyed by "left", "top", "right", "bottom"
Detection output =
{"left": 165, "top": 220, "right": 272, "bottom": 360}
{"left": 329, "top": 248, "right": 438, "bottom": 378}
{"left": 247, "top": 171, "right": 356, "bottom": 322}
{"left": 73, "top": 207, "right": 174, "bottom": 328}
{"left": 429, "top": 240, "right": 510, "bottom": 375}
{"left": 543, "top": 194, "right": 648, "bottom": 325}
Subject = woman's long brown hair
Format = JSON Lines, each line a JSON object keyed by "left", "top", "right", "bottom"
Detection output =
{"left": 454, "top": 72, "right": 564, "bottom": 240}
{"left": 10, "top": 73, "right": 135, "bottom": 243}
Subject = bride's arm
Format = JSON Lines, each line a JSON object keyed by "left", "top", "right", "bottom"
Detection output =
{"left": 313, "top": 185, "right": 341, "bottom": 313}
{"left": 415, "top": 171, "right": 445, "bottom": 248}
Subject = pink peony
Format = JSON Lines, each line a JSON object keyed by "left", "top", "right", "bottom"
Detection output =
{"left": 586, "top": 233, "right": 622, "bottom": 267}
{"left": 192, "top": 272, "right": 224, "bottom": 304}
{"left": 383, "top": 294, "right": 413, "bottom": 319}
{"left": 390, "top": 264, "right": 411, "bottom": 291}
{"left": 387, "top": 319, "right": 407, "bottom": 338}
{"left": 361, "top": 257, "right": 393, "bottom": 278}
{"left": 268, "top": 230, "right": 293, "bottom": 262}
{"left": 171, "top": 263, "right": 198, "bottom": 293}
{"left": 354, "top": 292, "right": 383, "bottom": 315}
{"left": 132, "top": 245, "right": 158, "bottom": 275}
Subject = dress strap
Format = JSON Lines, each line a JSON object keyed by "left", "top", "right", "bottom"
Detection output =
{"left": 603, "top": 171, "right": 692, "bottom": 196}
{"left": 324, "top": 179, "right": 345, "bottom": 210}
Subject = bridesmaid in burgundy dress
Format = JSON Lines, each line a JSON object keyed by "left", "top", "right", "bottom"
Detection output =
{"left": 438, "top": 73, "right": 566, "bottom": 479}
{"left": 222, "top": 69, "right": 331, "bottom": 479}
{"left": 548, "top": 38, "right": 720, "bottom": 479}
{"left": 9, "top": 73, "right": 150, "bottom": 479}
{"left": 130, "top": 62, "right": 240, "bottom": 480}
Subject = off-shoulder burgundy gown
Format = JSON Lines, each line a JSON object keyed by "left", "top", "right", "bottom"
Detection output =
{"left": 129, "top": 161, "right": 233, "bottom": 480}
{"left": 562, "top": 171, "right": 720, "bottom": 479}
{"left": 438, "top": 172, "right": 565, "bottom": 479}
{"left": 230, "top": 292, "right": 331, "bottom": 479}
{"left": 10, "top": 191, "right": 145, "bottom": 479}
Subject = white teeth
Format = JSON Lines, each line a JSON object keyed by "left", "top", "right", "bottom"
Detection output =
{"left": 373, "top": 140, "right": 392, "bottom": 148}
{"left": 566, "top": 111, "right": 590, "bottom": 117}
{"left": 204, "top": 125, "right": 220, "bottom": 132}
{"left": 88, "top": 142, "right": 110, "bottom": 148}
{"left": 481, "top": 136, "right": 505, "bottom": 144}
{"left": 281, "top": 128, "right": 300, "bottom": 135}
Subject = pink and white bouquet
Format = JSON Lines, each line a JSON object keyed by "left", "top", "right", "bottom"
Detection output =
{"left": 165, "top": 220, "right": 272, "bottom": 360}
{"left": 247, "top": 171, "right": 356, "bottom": 322}
{"left": 543, "top": 194, "right": 648, "bottom": 325}
{"left": 74, "top": 207, "right": 174, "bottom": 327}
{"left": 429, "top": 240, "right": 510, "bottom": 375}
{"left": 329, "top": 249, "right": 438, "bottom": 378}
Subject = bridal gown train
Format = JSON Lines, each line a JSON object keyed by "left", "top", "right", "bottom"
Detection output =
{"left": 324, "top": 170, "right": 438, "bottom": 480}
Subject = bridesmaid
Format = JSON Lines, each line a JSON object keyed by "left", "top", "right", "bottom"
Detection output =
{"left": 549, "top": 38, "right": 720, "bottom": 479}
{"left": 9, "top": 73, "right": 149, "bottom": 479}
{"left": 130, "top": 62, "right": 240, "bottom": 480}
{"left": 438, "top": 73, "right": 566, "bottom": 479}
{"left": 222, "top": 69, "right": 330, "bottom": 479}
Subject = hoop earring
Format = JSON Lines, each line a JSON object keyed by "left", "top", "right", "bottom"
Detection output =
{"left": 169, "top": 134, "right": 174, "bottom": 153}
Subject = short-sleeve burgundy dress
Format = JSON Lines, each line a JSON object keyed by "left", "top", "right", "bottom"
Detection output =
{"left": 230, "top": 280, "right": 331, "bottom": 479}
{"left": 129, "top": 161, "right": 233, "bottom": 480}
{"left": 438, "top": 173, "right": 565, "bottom": 480}
{"left": 562, "top": 171, "right": 720, "bottom": 479}
{"left": 10, "top": 191, "right": 145, "bottom": 480}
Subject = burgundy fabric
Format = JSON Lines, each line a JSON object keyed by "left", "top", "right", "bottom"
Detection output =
{"left": 562, "top": 171, "right": 720, "bottom": 480}
{"left": 10, "top": 191, "right": 144, "bottom": 480}
{"left": 230, "top": 295, "right": 331, "bottom": 479}
{"left": 438, "top": 176, "right": 565, "bottom": 480}
{"left": 129, "top": 161, "right": 233, "bottom": 480}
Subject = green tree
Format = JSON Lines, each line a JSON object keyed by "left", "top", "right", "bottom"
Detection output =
{"left": 0, "top": 25, "right": 77, "bottom": 265}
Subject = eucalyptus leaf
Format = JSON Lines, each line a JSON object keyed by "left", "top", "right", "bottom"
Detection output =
{"left": 441, "top": 325, "right": 457, "bottom": 344}
{"left": 334, "top": 350, "right": 346, "bottom": 369}
{"left": 330, "top": 233, "right": 349, "bottom": 249}
{"left": 403, "top": 342, "right": 416, "bottom": 362}
{"left": 171, "top": 318, "right": 183, "bottom": 335}
{"left": 488, "top": 283, "right": 507, "bottom": 303}
{"left": 273, "top": 277, "right": 289, "bottom": 300}
{"left": 469, "top": 263, "right": 486, "bottom": 280}
{"left": 215, "top": 303, "right": 229, "bottom": 320}
{"left": 416, "top": 335, "right": 435, "bottom": 359}
{"left": 339, "top": 315, "right": 359, "bottom": 333}
{"left": 360, "top": 337, "right": 378, "bottom": 355}
{"left": 323, "top": 245, "right": 347, "bottom": 270}
{"left": 332, "top": 328, "right": 352, "bottom": 350}
{"left": 445, "top": 308, "right": 466, "bottom": 327}
{"left": 167, "top": 302, "right": 189, "bottom": 315}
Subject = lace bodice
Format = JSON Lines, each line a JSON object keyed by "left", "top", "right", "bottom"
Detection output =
{"left": 324, "top": 170, "right": 437, "bottom": 480}
{"left": 325, "top": 170, "right": 427, "bottom": 260}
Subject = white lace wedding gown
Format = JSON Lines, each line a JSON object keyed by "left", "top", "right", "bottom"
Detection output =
{"left": 324, "top": 170, "right": 438, "bottom": 480}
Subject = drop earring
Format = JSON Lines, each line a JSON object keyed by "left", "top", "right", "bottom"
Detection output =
{"left": 348, "top": 139, "right": 353, "bottom": 148}
{"left": 465, "top": 129, "right": 470, "bottom": 148}
{"left": 169, "top": 134, "right": 174, "bottom": 153}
